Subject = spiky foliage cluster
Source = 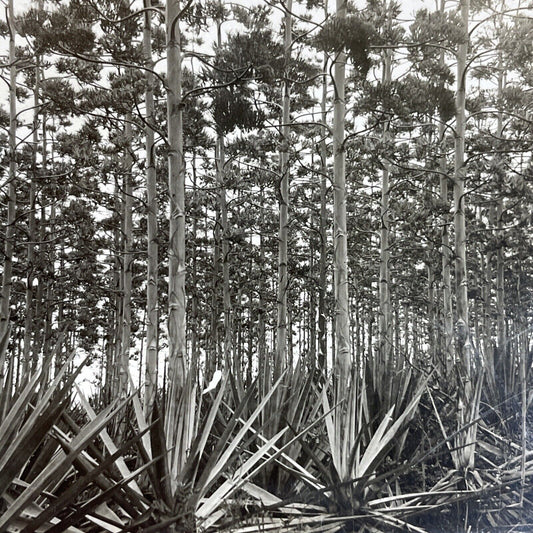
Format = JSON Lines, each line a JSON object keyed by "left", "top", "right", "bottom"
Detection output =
{"left": 314, "top": 14, "right": 374, "bottom": 77}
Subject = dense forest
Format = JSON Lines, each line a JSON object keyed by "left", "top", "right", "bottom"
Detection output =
{"left": 0, "top": 0, "right": 532, "bottom": 531}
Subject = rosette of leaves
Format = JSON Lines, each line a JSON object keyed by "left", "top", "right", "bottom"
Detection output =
{"left": 314, "top": 14, "right": 374, "bottom": 77}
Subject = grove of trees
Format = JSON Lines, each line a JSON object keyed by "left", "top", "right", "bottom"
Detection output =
{"left": 0, "top": 0, "right": 532, "bottom": 531}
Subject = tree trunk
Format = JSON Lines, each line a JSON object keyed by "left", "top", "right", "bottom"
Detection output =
{"left": 23, "top": 57, "right": 40, "bottom": 377}
{"left": 111, "top": 171, "right": 124, "bottom": 400}
{"left": 318, "top": 18, "right": 329, "bottom": 374}
{"left": 258, "top": 189, "right": 266, "bottom": 392}
{"left": 309, "top": 246, "right": 317, "bottom": 369}
{"left": 378, "top": 42, "right": 392, "bottom": 403}
{"left": 276, "top": 0, "right": 292, "bottom": 374}
{"left": 191, "top": 153, "right": 198, "bottom": 363}
{"left": 453, "top": 0, "right": 477, "bottom": 478}
{"left": 495, "top": 52, "right": 506, "bottom": 360}
{"left": 454, "top": 0, "right": 471, "bottom": 377}
{"left": 166, "top": 0, "right": 186, "bottom": 393}
{"left": 143, "top": 0, "right": 159, "bottom": 416}
{"left": 496, "top": 198, "right": 505, "bottom": 355}
{"left": 0, "top": 0, "right": 17, "bottom": 339}
{"left": 44, "top": 114, "right": 55, "bottom": 369}
{"left": 211, "top": 205, "right": 221, "bottom": 374}
{"left": 439, "top": 121, "right": 453, "bottom": 374}
{"left": 427, "top": 264, "right": 435, "bottom": 362}
{"left": 119, "top": 117, "right": 134, "bottom": 397}
{"left": 333, "top": 0, "right": 350, "bottom": 388}
{"left": 216, "top": 136, "right": 232, "bottom": 370}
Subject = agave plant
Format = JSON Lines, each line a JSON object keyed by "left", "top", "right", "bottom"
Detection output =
{"left": 219, "top": 365, "right": 434, "bottom": 533}
{"left": 150, "top": 368, "right": 321, "bottom": 532}
{"left": 0, "top": 350, "right": 139, "bottom": 533}
{"left": 39, "top": 367, "right": 318, "bottom": 533}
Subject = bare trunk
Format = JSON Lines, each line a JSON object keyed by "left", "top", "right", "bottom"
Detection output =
{"left": 111, "top": 172, "right": 124, "bottom": 399}
{"left": 333, "top": 0, "right": 350, "bottom": 388}
{"left": 258, "top": 190, "right": 266, "bottom": 391}
{"left": 495, "top": 56, "right": 506, "bottom": 359}
{"left": 309, "top": 247, "right": 317, "bottom": 369}
{"left": 211, "top": 208, "right": 221, "bottom": 373}
{"left": 276, "top": 0, "right": 292, "bottom": 373}
{"left": 143, "top": 0, "right": 159, "bottom": 415}
{"left": 318, "top": 18, "right": 329, "bottom": 373}
{"left": 44, "top": 114, "right": 55, "bottom": 368}
{"left": 439, "top": 122, "right": 453, "bottom": 374}
{"left": 378, "top": 44, "right": 392, "bottom": 401}
{"left": 427, "top": 264, "right": 435, "bottom": 361}
{"left": 496, "top": 199, "right": 505, "bottom": 354}
{"left": 119, "top": 117, "right": 134, "bottom": 397}
{"left": 0, "top": 0, "right": 17, "bottom": 339}
{"left": 453, "top": 0, "right": 477, "bottom": 477}
{"left": 216, "top": 136, "right": 232, "bottom": 370}
{"left": 454, "top": 0, "right": 471, "bottom": 377}
{"left": 23, "top": 68, "right": 39, "bottom": 376}
{"left": 191, "top": 153, "right": 198, "bottom": 361}
{"left": 166, "top": 0, "right": 186, "bottom": 392}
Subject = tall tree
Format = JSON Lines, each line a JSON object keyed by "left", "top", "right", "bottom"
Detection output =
{"left": 22, "top": 1, "right": 43, "bottom": 375}
{"left": 214, "top": 2, "right": 232, "bottom": 374}
{"left": 143, "top": 0, "right": 159, "bottom": 415}
{"left": 317, "top": 5, "right": 329, "bottom": 372}
{"left": 438, "top": 0, "right": 454, "bottom": 374}
{"left": 119, "top": 116, "right": 134, "bottom": 397}
{"left": 166, "top": 0, "right": 187, "bottom": 399}
{"left": 0, "top": 0, "right": 17, "bottom": 341}
{"left": 276, "top": 0, "right": 292, "bottom": 373}
{"left": 454, "top": 0, "right": 471, "bottom": 380}
{"left": 332, "top": 0, "right": 350, "bottom": 388}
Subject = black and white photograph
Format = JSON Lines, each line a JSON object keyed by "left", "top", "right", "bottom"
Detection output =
{"left": 0, "top": 0, "right": 531, "bottom": 531}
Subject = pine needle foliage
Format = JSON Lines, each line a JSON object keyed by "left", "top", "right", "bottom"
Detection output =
{"left": 314, "top": 15, "right": 374, "bottom": 77}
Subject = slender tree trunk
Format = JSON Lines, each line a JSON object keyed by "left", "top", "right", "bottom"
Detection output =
{"left": 211, "top": 207, "right": 221, "bottom": 373}
{"left": 495, "top": 53, "right": 506, "bottom": 360}
{"left": 166, "top": 0, "right": 186, "bottom": 392}
{"left": 23, "top": 57, "right": 40, "bottom": 376}
{"left": 191, "top": 153, "right": 198, "bottom": 361}
{"left": 318, "top": 24, "right": 329, "bottom": 374}
{"left": 247, "top": 258, "right": 253, "bottom": 388}
{"left": 439, "top": 123, "right": 453, "bottom": 373}
{"left": 258, "top": 190, "right": 266, "bottom": 391}
{"left": 44, "top": 114, "right": 55, "bottom": 368}
{"left": 453, "top": 0, "right": 478, "bottom": 482}
{"left": 309, "top": 246, "right": 317, "bottom": 369}
{"left": 333, "top": 0, "right": 350, "bottom": 387}
{"left": 481, "top": 248, "right": 493, "bottom": 378}
{"left": 143, "top": 0, "right": 159, "bottom": 415}
{"left": 32, "top": 204, "right": 48, "bottom": 370}
{"left": 437, "top": 0, "right": 453, "bottom": 377}
{"left": 427, "top": 264, "right": 436, "bottom": 361}
{"left": 276, "top": 0, "right": 292, "bottom": 374}
{"left": 496, "top": 199, "right": 505, "bottom": 354}
{"left": 119, "top": 117, "right": 134, "bottom": 397}
{"left": 216, "top": 136, "right": 232, "bottom": 370}
{"left": 438, "top": 4, "right": 454, "bottom": 376}
{"left": 454, "top": 0, "right": 471, "bottom": 376}
{"left": 378, "top": 43, "right": 392, "bottom": 403}
{"left": 0, "top": 0, "right": 17, "bottom": 339}
{"left": 112, "top": 172, "right": 124, "bottom": 399}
